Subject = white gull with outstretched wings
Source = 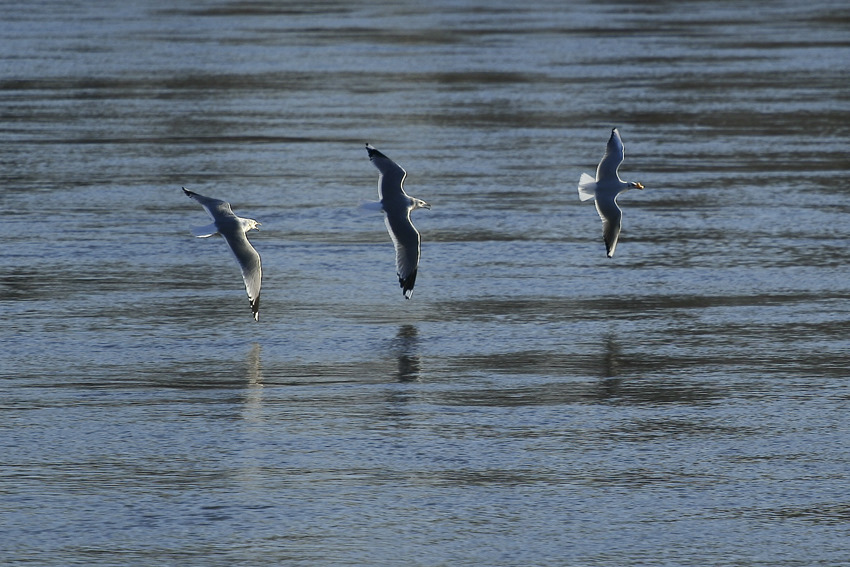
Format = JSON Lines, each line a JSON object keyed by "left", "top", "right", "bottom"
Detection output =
{"left": 577, "top": 128, "right": 644, "bottom": 258}
{"left": 183, "top": 187, "right": 262, "bottom": 321}
{"left": 364, "top": 144, "right": 430, "bottom": 299}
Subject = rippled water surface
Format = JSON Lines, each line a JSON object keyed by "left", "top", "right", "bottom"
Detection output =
{"left": 2, "top": 1, "right": 850, "bottom": 565}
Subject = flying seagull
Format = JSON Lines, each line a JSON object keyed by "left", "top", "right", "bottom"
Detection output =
{"left": 182, "top": 187, "right": 262, "bottom": 321}
{"left": 364, "top": 144, "right": 431, "bottom": 299}
{"left": 577, "top": 128, "right": 644, "bottom": 257}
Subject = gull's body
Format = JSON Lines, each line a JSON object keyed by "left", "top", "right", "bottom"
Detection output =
{"left": 365, "top": 144, "right": 430, "bottom": 299}
{"left": 577, "top": 128, "right": 644, "bottom": 257}
{"left": 183, "top": 187, "right": 262, "bottom": 321}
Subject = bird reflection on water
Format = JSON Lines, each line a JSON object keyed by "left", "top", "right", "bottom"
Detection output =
{"left": 597, "top": 333, "right": 624, "bottom": 399}
{"left": 393, "top": 324, "right": 422, "bottom": 382}
{"left": 240, "top": 343, "right": 264, "bottom": 422}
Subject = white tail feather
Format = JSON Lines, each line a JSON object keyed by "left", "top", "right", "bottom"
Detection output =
{"left": 358, "top": 200, "right": 385, "bottom": 213}
{"left": 191, "top": 223, "right": 219, "bottom": 237}
{"left": 577, "top": 173, "right": 597, "bottom": 201}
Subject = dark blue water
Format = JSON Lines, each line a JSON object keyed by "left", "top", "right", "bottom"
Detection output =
{"left": 2, "top": 0, "right": 850, "bottom": 565}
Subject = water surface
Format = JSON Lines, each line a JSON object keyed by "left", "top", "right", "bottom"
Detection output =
{"left": 2, "top": 1, "right": 850, "bottom": 565}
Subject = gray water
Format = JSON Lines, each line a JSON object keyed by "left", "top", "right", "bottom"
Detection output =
{"left": 2, "top": 0, "right": 850, "bottom": 565}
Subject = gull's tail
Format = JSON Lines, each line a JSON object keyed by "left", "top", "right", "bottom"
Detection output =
{"left": 358, "top": 200, "right": 385, "bottom": 213}
{"left": 191, "top": 223, "right": 218, "bottom": 237}
{"left": 577, "top": 173, "right": 597, "bottom": 201}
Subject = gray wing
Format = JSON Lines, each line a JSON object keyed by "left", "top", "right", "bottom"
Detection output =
{"left": 220, "top": 225, "right": 262, "bottom": 321}
{"left": 596, "top": 128, "right": 625, "bottom": 183}
{"left": 366, "top": 144, "right": 407, "bottom": 201}
{"left": 594, "top": 195, "right": 623, "bottom": 258}
{"left": 383, "top": 207, "right": 420, "bottom": 299}
{"left": 183, "top": 187, "right": 236, "bottom": 222}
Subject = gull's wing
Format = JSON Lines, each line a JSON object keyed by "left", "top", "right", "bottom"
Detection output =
{"left": 183, "top": 187, "right": 235, "bottom": 222}
{"left": 594, "top": 195, "right": 623, "bottom": 258}
{"left": 383, "top": 210, "right": 420, "bottom": 299}
{"left": 366, "top": 144, "right": 407, "bottom": 201}
{"left": 220, "top": 225, "right": 262, "bottom": 321}
{"left": 596, "top": 128, "right": 625, "bottom": 183}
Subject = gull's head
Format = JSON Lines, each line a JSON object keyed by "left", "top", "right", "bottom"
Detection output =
{"left": 414, "top": 198, "right": 431, "bottom": 210}
{"left": 243, "top": 218, "right": 261, "bottom": 232}
{"left": 630, "top": 182, "right": 644, "bottom": 190}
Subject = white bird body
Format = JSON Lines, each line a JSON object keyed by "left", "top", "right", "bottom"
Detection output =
{"left": 183, "top": 187, "right": 262, "bottom": 321}
{"left": 577, "top": 128, "right": 644, "bottom": 257}
{"left": 365, "top": 144, "right": 430, "bottom": 299}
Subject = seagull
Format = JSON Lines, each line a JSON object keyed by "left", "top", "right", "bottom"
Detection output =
{"left": 182, "top": 187, "right": 262, "bottom": 321}
{"left": 364, "top": 144, "right": 431, "bottom": 299}
{"left": 577, "top": 128, "right": 644, "bottom": 257}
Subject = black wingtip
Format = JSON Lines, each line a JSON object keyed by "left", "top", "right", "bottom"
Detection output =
{"left": 250, "top": 297, "right": 260, "bottom": 322}
{"left": 366, "top": 144, "right": 387, "bottom": 160}
{"left": 399, "top": 270, "right": 418, "bottom": 299}
{"left": 182, "top": 187, "right": 194, "bottom": 198}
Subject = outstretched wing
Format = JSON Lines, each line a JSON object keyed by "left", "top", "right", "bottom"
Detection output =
{"left": 183, "top": 187, "right": 235, "bottom": 222}
{"left": 384, "top": 210, "right": 420, "bottom": 299}
{"left": 366, "top": 144, "right": 407, "bottom": 202}
{"left": 596, "top": 128, "right": 625, "bottom": 183}
{"left": 221, "top": 227, "right": 262, "bottom": 321}
{"left": 594, "top": 195, "right": 623, "bottom": 258}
